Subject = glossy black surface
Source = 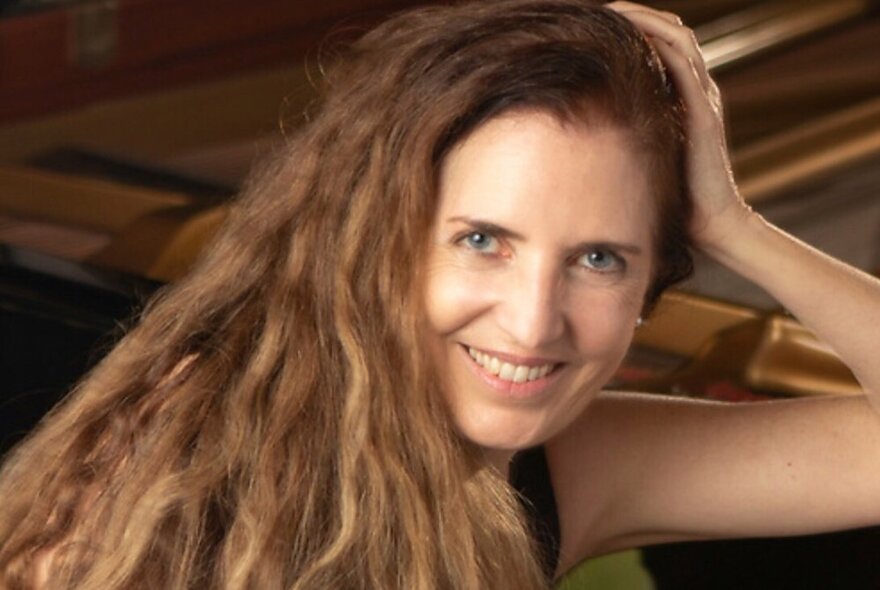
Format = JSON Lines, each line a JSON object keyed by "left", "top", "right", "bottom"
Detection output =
{"left": 0, "top": 245, "right": 158, "bottom": 454}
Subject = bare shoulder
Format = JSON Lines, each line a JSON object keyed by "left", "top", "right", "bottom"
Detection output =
{"left": 545, "top": 390, "right": 880, "bottom": 574}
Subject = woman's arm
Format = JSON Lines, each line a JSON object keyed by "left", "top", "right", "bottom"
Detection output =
{"left": 701, "top": 211, "right": 880, "bottom": 398}
{"left": 607, "top": 3, "right": 880, "bottom": 397}
{"left": 549, "top": 391, "right": 880, "bottom": 570}
{"left": 546, "top": 2, "right": 880, "bottom": 574}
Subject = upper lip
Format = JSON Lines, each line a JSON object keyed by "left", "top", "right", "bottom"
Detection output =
{"left": 463, "top": 344, "right": 564, "bottom": 367}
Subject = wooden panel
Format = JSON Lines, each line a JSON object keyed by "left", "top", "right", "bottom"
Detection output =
{"left": 0, "top": 65, "right": 300, "bottom": 163}
{"left": 735, "top": 96, "right": 880, "bottom": 204}
{"left": 634, "top": 290, "right": 760, "bottom": 357}
{"left": 0, "top": 165, "right": 190, "bottom": 231}
{"left": 0, "top": 0, "right": 429, "bottom": 123}
{"left": 719, "top": 13, "right": 880, "bottom": 148}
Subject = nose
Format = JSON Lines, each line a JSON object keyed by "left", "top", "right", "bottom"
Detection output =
{"left": 496, "top": 264, "right": 566, "bottom": 350}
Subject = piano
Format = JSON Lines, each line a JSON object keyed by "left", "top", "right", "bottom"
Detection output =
{"left": 1, "top": 0, "right": 878, "bottom": 587}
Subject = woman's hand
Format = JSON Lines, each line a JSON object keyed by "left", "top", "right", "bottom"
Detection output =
{"left": 606, "top": 1, "right": 754, "bottom": 251}
{"left": 607, "top": 2, "right": 880, "bottom": 402}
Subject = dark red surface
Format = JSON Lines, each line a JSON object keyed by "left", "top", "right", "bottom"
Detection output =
{"left": 0, "top": 0, "right": 430, "bottom": 123}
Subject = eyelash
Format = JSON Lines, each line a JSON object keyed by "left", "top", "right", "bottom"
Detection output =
{"left": 457, "top": 231, "right": 501, "bottom": 254}
{"left": 575, "top": 249, "right": 625, "bottom": 273}
{"left": 454, "top": 230, "right": 626, "bottom": 273}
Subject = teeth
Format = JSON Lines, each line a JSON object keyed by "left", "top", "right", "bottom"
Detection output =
{"left": 467, "top": 347, "right": 555, "bottom": 383}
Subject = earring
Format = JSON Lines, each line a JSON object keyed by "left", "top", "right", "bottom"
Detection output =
{"left": 635, "top": 317, "right": 644, "bottom": 328}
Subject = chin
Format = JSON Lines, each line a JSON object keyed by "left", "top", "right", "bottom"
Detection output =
{"left": 453, "top": 406, "right": 548, "bottom": 452}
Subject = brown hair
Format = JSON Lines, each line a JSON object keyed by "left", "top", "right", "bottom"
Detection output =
{"left": 0, "top": 1, "right": 690, "bottom": 588}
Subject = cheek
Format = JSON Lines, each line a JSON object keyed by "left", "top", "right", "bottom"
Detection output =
{"left": 423, "top": 264, "right": 492, "bottom": 337}
{"left": 567, "top": 290, "right": 642, "bottom": 359}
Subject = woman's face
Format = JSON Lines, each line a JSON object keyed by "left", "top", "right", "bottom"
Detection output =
{"left": 424, "top": 110, "right": 655, "bottom": 453}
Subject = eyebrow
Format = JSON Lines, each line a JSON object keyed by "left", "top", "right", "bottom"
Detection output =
{"left": 445, "top": 215, "right": 644, "bottom": 256}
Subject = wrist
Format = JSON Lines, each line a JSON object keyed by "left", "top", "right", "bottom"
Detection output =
{"left": 693, "top": 201, "right": 761, "bottom": 259}
{"left": 693, "top": 199, "right": 766, "bottom": 256}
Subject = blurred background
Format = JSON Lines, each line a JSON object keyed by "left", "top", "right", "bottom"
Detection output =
{"left": 0, "top": 0, "right": 878, "bottom": 587}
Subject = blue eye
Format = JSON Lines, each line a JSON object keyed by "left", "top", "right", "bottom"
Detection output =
{"left": 578, "top": 249, "right": 621, "bottom": 272}
{"left": 461, "top": 231, "right": 499, "bottom": 253}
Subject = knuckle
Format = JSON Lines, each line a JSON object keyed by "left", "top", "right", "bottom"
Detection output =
{"left": 662, "top": 10, "right": 684, "bottom": 26}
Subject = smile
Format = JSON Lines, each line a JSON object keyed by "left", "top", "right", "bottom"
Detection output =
{"left": 460, "top": 344, "right": 564, "bottom": 400}
{"left": 467, "top": 347, "right": 556, "bottom": 383}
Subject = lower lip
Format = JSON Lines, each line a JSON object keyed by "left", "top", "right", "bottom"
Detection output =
{"left": 459, "top": 344, "right": 564, "bottom": 401}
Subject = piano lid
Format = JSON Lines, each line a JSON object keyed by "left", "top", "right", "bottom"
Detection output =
{"left": 0, "top": 0, "right": 876, "bottom": 398}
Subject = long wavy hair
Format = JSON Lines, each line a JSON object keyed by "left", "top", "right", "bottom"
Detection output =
{"left": 0, "top": 1, "right": 691, "bottom": 588}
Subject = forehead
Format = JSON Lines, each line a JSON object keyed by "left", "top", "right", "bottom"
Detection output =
{"left": 436, "top": 111, "right": 655, "bottom": 246}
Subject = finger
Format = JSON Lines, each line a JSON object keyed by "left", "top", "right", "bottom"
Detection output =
{"left": 648, "top": 35, "right": 720, "bottom": 128}
{"left": 610, "top": 8, "right": 712, "bottom": 89}
{"left": 613, "top": 9, "right": 702, "bottom": 67}
{"left": 606, "top": 1, "right": 682, "bottom": 26}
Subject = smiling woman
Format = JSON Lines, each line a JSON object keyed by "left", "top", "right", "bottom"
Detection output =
{"left": 1, "top": 1, "right": 880, "bottom": 589}
{"left": 425, "top": 114, "right": 655, "bottom": 453}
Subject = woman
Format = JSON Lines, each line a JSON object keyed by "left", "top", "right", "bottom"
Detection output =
{"left": 1, "top": 0, "right": 879, "bottom": 588}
